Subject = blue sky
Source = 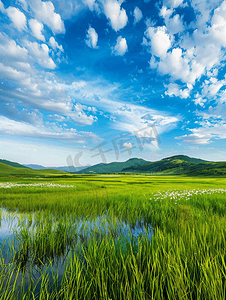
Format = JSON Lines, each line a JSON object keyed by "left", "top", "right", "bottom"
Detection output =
{"left": 1, "top": 0, "right": 226, "bottom": 167}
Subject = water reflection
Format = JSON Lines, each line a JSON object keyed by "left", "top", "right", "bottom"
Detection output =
{"left": 0, "top": 208, "right": 154, "bottom": 296}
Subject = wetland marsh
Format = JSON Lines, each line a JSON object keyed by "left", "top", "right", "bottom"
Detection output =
{"left": 0, "top": 175, "right": 225, "bottom": 299}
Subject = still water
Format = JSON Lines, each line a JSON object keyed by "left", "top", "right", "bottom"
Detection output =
{"left": 0, "top": 208, "right": 154, "bottom": 297}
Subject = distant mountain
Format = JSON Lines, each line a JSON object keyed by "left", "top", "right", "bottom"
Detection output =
{"left": 24, "top": 164, "right": 87, "bottom": 173}
{"left": 77, "top": 158, "right": 150, "bottom": 174}
{"left": 24, "top": 164, "right": 47, "bottom": 170}
{"left": 1, "top": 155, "right": 226, "bottom": 177}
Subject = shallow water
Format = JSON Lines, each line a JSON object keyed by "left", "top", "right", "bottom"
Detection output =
{"left": 0, "top": 208, "right": 154, "bottom": 297}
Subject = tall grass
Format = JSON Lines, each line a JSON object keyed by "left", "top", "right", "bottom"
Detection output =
{"left": 0, "top": 176, "right": 225, "bottom": 299}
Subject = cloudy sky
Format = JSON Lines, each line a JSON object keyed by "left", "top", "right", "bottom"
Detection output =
{"left": 1, "top": 0, "right": 226, "bottom": 167}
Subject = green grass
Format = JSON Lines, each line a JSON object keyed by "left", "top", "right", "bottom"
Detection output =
{"left": 0, "top": 175, "right": 225, "bottom": 299}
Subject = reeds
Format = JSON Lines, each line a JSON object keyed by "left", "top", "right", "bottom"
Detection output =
{"left": 0, "top": 176, "right": 225, "bottom": 299}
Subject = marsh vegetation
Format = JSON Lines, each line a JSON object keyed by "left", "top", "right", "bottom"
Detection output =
{"left": 0, "top": 175, "right": 225, "bottom": 299}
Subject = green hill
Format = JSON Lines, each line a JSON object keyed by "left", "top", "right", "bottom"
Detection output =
{"left": 163, "top": 155, "right": 207, "bottom": 164}
{"left": 121, "top": 156, "right": 226, "bottom": 176}
{"left": 78, "top": 158, "right": 149, "bottom": 174}
{"left": 0, "top": 162, "right": 69, "bottom": 177}
{"left": 0, "top": 159, "right": 30, "bottom": 169}
{"left": 121, "top": 157, "right": 194, "bottom": 174}
{"left": 1, "top": 155, "right": 225, "bottom": 177}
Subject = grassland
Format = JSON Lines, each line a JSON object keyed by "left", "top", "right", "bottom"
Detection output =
{"left": 0, "top": 175, "right": 225, "bottom": 299}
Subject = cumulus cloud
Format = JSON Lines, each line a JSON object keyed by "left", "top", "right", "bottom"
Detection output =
{"left": 49, "top": 37, "right": 64, "bottom": 51}
{"left": 6, "top": 7, "right": 27, "bottom": 31}
{"left": 112, "top": 36, "right": 128, "bottom": 56}
{"left": 141, "top": 1, "right": 226, "bottom": 103}
{"left": 31, "top": 0, "right": 65, "bottom": 34}
{"left": 0, "top": 33, "right": 28, "bottom": 63}
{"left": 85, "top": 26, "right": 98, "bottom": 49}
{"left": 29, "top": 19, "right": 45, "bottom": 41}
{"left": 193, "top": 95, "right": 207, "bottom": 107}
{"left": 163, "top": 0, "right": 184, "bottom": 8}
{"left": 144, "top": 26, "right": 173, "bottom": 58}
{"left": 124, "top": 142, "right": 132, "bottom": 149}
{"left": 160, "top": 6, "right": 185, "bottom": 34}
{"left": 0, "top": 62, "right": 29, "bottom": 85}
{"left": 201, "top": 77, "right": 225, "bottom": 99}
{"left": 0, "top": 103, "right": 43, "bottom": 126}
{"left": 144, "top": 2, "right": 226, "bottom": 98}
{"left": 47, "top": 114, "right": 65, "bottom": 122}
{"left": 18, "top": 0, "right": 28, "bottom": 11}
{"left": 103, "top": 0, "right": 128, "bottom": 31}
{"left": 24, "top": 41, "right": 56, "bottom": 69}
{"left": 82, "top": 0, "right": 96, "bottom": 10}
{"left": 210, "top": 1, "right": 226, "bottom": 47}
{"left": 134, "top": 6, "right": 143, "bottom": 24}
{"left": 165, "top": 83, "right": 191, "bottom": 99}
{"left": 0, "top": 0, "right": 5, "bottom": 12}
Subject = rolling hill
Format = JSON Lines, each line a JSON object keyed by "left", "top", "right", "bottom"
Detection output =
{"left": 0, "top": 162, "right": 70, "bottom": 177}
{"left": 77, "top": 158, "right": 149, "bottom": 174}
{"left": 121, "top": 155, "right": 226, "bottom": 176}
{"left": 1, "top": 155, "right": 226, "bottom": 177}
{"left": 0, "top": 159, "right": 30, "bottom": 169}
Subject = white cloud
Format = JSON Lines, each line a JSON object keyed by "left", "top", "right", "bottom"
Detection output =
{"left": 163, "top": 0, "right": 184, "bottom": 8}
{"left": 201, "top": 77, "right": 225, "bottom": 99}
{"left": 0, "top": 33, "right": 28, "bottom": 63}
{"left": 31, "top": 0, "right": 65, "bottom": 34}
{"left": 49, "top": 37, "right": 64, "bottom": 51}
{"left": 112, "top": 36, "right": 128, "bottom": 56}
{"left": 158, "top": 48, "right": 192, "bottom": 82}
{"left": 124, "top": 142, "right": 132, "bottom": 149}
{"left": 82, "top": 0, "right": 96, "bottom": 10}
{"left": 190, "top": 0, "right": 222, "bottom": 29}
{"left": 142, "top": 1, "right": 226, "bottom": 101}
{"left": 24, "top": 41, "right": 56, "bottom": 69}
{"left": 0, "top": 62, "right": 28, "bottom": 84}
{"left": 18, "top": 0, "right": 28, "bottom": 11}
{"left": 160, "top": 7, "right": 185, "bottom": 34}
{"left": 210, "top": 1, "right": 226, "bottom": 47}
{"left": 193, "top": 95, "right": 207, "bottom": 107}
{"left": 0, "top": 0, "right": 5, "bottom": 12}
{"left": 167, "top": 14, "right": 185, "bottom": 34}
{"left": 175, "top": 131, "right": 212, "bottom": 145}
{"left": 29, "top": 19, "right": 45, "bottom": 41}
{"left": 159, "top": 6, "right": 173, "bottom": 19}
{"left": 6, "top": 7, "right": 27, "bottom": 31}
{"left": 175, "top": 120, "right": 226, "bottom": 145}
{"left": 103, "top": 0, "right": 128, "bottom": 31}
{"left": 165, "top": 83, "right": 191, "bottom": 99}
{"left": 85, "top": 26, "right": 98, "bottom": 49}
{"left": 61, "top": 78, "right": 179, "bottom": 139}
{"left": 0, "top": 116, "right": 100, "bottom": 143}
{"left": 48, "top": 114, "right": 65, "bottom": 122}
{"left": 144, "top": 26, "right": 173, "bottom": 58}
{"left": 134, "top": 6, "right": 143, "bottom": 24}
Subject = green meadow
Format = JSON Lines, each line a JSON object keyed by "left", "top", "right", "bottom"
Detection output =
{"left": 0, "top": 175, "right": 225, "bottom": 299}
